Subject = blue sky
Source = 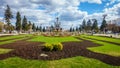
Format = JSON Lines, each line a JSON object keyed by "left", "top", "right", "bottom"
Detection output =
{"left": 0, "top": 0, "right": 120, "bottom": 29}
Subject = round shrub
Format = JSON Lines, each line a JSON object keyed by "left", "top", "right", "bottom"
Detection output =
{"left": 44, "top": 43, "right": 53, "bottom": 51}
{"left": 53, "top": 43, "right": 63, "bottom": 51}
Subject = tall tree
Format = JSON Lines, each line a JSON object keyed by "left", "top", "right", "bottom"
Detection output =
{"left": 27, "top": 21, "right": 32, "bottom": 31}
{"left": 100, "top": 19, "right": 107, "bottom": 32}
{"left": 4, "top": 5, "right": 13, "bottom": 33}
{"left": 42, "top": 27, "right": 46, "bottom": 32}
{"left": 82, "top": 19, "right": 86, "bottom": 32}
{"left": 100, "top": 15, "right": 107, "bottom": 33}
{"left": 69, "top": 27, "right": 72, "bottom": 32}
{"left": 92, "top": 19, "right": 98, "bottom": 33}
{"left": 22, "top": 16, "right": 28, "bottom": 31}
{"left": 39, "top": 26, "right": 42, "bottom": 32}
{"left": 16, "top": 11, "right": 21, "bottom": 33}
{"left": 86, "top": 19, "right": 92, "bottom": 32}
{"left": 32, "top": 23, "right": 36, "bottom": 32}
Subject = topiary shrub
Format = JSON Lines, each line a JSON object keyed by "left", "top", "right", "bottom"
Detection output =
{"left": 44, "top": 43, "right": 53, "bottom": 51}
{"left": 53, "top": 43, "right": 63, "bottom": 51}
{"left": 43, "top": 43, "right": 63, "bottom": 51}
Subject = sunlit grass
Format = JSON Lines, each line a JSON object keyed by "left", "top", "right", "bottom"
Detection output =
{"left": 0, "top": 48, "right": 12, "bottom": 54}
{"left": 29, "top": 36, "right": 80, "bottom": 43}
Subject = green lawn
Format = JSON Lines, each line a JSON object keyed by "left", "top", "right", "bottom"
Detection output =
{"left": 82, "top": 35, "right": 120, "bottom": 44}
{"left": 0, "top": 35, "right": 120, "bottom": 68}
{"left": 80, "top": 35, "right": 120, "bottom": 57}
{"left": 0, "top": 48, "right": 12, "bottom": 54}
{"left": 0, "top": 56, "right": 119, "bottom": 68}
{"left": 30, "top": 36, "right": 80, "bottom": 43}
{"left": 0, "top": 35, "right": 32, "bottom": 45}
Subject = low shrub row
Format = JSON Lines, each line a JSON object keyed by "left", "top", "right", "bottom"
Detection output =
{"left": 44, "top": 43, "right": 63, "bottom": 51}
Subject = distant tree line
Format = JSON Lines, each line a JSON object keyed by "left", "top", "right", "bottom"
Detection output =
{"left": 69, "top": 15, "right": 120, "bottom": 33}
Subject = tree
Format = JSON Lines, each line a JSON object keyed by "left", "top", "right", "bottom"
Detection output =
{"left": 32, "top": 23, "right": 36, "bottom": 32}
{"left": 100, "top": 15, "right": 107, "bottom": 33}
{"left": 92, "top": 19, "right": 98, "bottom": 33}
{"left": 22, "top": 16, "right": 28, "bottom": 32}
{"left": 42, "top": 27, "right": 46, "bottom": 32}
{"left": 100, "top": 19, "right": 107, "bottom": 32}
{"left": 4, "top": 5, "right": 13, "bottom": 33}
{"left": 27, "top": 21, "right": 32, "bottom": 31}
{"left": 76, "top": 27, "right": 79, "bottom": 32}
{"left": 36, "top": 26, "right": 39, "bottom": 31}
{"left": 86, "top": 19, "right": 92, "bottom": 32}
{"left": 16, "top": 11, "right": 21, "bottom": 33}
{"left": 69, "top": 27, "right": 72, "bottom": 32}
{"left": 81, "top": 19, "right": 86, "bottom": 32}
{"left": 39, "top": 26, "right": 42, "bottom": 32}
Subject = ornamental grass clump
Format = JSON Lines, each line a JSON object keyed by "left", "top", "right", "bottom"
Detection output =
{"left": 44, "top": 43, "right": 63, "bottom": 51}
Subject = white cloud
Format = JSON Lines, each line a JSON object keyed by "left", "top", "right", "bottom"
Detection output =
{"left": 0, "top": 0, "right": 120, "bottom": 29}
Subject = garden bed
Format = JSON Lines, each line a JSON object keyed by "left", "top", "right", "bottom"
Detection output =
{"left": 0, "top": 38, "right": 120, "bottom": 66}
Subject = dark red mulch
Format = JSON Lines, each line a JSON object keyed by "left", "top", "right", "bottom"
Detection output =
{"left": 82, "top": 36, "right": 120, "bottom": 46}
{"left": 0, "top": 37, "right": 120, "bottom": 66}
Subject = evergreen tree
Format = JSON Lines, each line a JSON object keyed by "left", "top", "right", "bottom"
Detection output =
{"left": 27, "top": 21, "right": 32, "bottom": 31}
{"left": 39, "top": 26, "right": 42, "bottom": 32}
{"left": 76, "top": 27, "right": 79, "bottom": 31}
{"left": 36, "top": 26, "right": 39, "bottom": 31}
{"left": 16, "top": 11, "right": 21, "bottom": 33}
{"left": 22, "top": 16, "right": 28, "bottom": 31}
{"left": 92, "top": 19, "right": 98, "bottom": 33}
{"left": 82, "top": 19, "right": 86, "bottom": 32}
{"left": 72, "top": 28, "right": 75, "bottom": 32}
{"left": 42, "top": 27, "right": 46, "bottom": 32}
{"left": 100, "top": 19, "right": 107, "bottom": 32}
{"left": 32, "top": 23, "right": 36, "bottom": 32}
{"left": 69, "top": 27, "right": 72, "bottom": 32}
{"left": 86, "top": 19, "right": 92, "bottom": 32}
{"left": 4, "top": 5, "right": 13, "bottom": 32}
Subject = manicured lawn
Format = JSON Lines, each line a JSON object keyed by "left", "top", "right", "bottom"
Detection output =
{"left": 0, "top": 35, "right": 120, "bottom": 68}
{"left": 80, "top": 35, "right": 120, "bottom": 57}
{"left": 30, "top": 36, "right": 80, "bottom": 43}
{"left": 0, "top": 35, "right": 32, "bottom": 45}
{"left": 0, "top": 48, "right": 12, "bottom": 54}
{"left": 0, "top": 56, "right": 119, "bottom": 68}
{"left": 81, "top": 35, "right": 120, "bottom": 44}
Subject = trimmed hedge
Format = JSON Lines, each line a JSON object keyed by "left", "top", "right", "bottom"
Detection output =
{"left": 44, "top": 43, "right": 63, "bottom": 51}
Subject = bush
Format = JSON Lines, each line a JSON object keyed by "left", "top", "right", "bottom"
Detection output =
{"left": 44, "top": 43, "right": 63, "bottom": 51}
{"left": 44, "top": 43, "right": 53, "bottom": 51}
{"left": 53, "top": 43, "right": 63, "bottom": 51}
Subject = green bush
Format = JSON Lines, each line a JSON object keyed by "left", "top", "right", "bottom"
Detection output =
{"left": 44, "top": 43, "right": 53, "bottom": 51}
{"left": 53, "top": 43, "right": 63, "bottom": 51}
{"left": 44, "top": 43, "right": 63, "bottom": 51}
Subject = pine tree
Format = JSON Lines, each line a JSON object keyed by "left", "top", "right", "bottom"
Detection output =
{"left": 42, "top": 27, "right": 46, "bottom": 32}
{"left": 32, "top": 23, "right": 36, "bottom": 32}
{"left": 92, "top": 19, "right": 98, "bottom": 33}
{"left": 82, "top": 19, "right": 86, "bottom": 32}
{"left": 69, "top": 27, "right": 72, "bottom": 32}
{"left": 22, "top": 16, "right": 28, "bottom": 31}
{"left": 4, "top": 5, "right": 13, "bottom": 33}
{"left": 16, "top": 11, "right": 21, "bottom": 33}
{"left": 39, "top": 26, "right": 42, "bottom": 32}
{"left": 100, "top": 19, "right": 107, "bottom": 32}
{"left": 86, "top": 19, "right": 92, "bottom": 32}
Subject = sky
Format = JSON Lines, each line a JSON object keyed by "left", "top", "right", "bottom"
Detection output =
{"left": 0, "top": 0, "right": 120, "bottom": 29}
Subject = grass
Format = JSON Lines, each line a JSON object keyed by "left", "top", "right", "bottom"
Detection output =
{"left": 0, "top": 56, "right": 119, "bottom": 68}
{"left": 80, "top": 35, "right": 120, "bottom": 57}
{"left": 30, "top": 36, "right": 80, "bottom": 43}
{"left": 0, "top": 35, "right": 32, "bottom": 45}
{"left": 0, "top": 48, "right": 12, "bottom": 54}
{"left": 0, "top": 35, "right": 30, "bottom": 41}
{"left": 0, "top": 35, "right": 120, "bottom": 68}
{"left": 82, "top": 35, "right": 120, "bottom": 44}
